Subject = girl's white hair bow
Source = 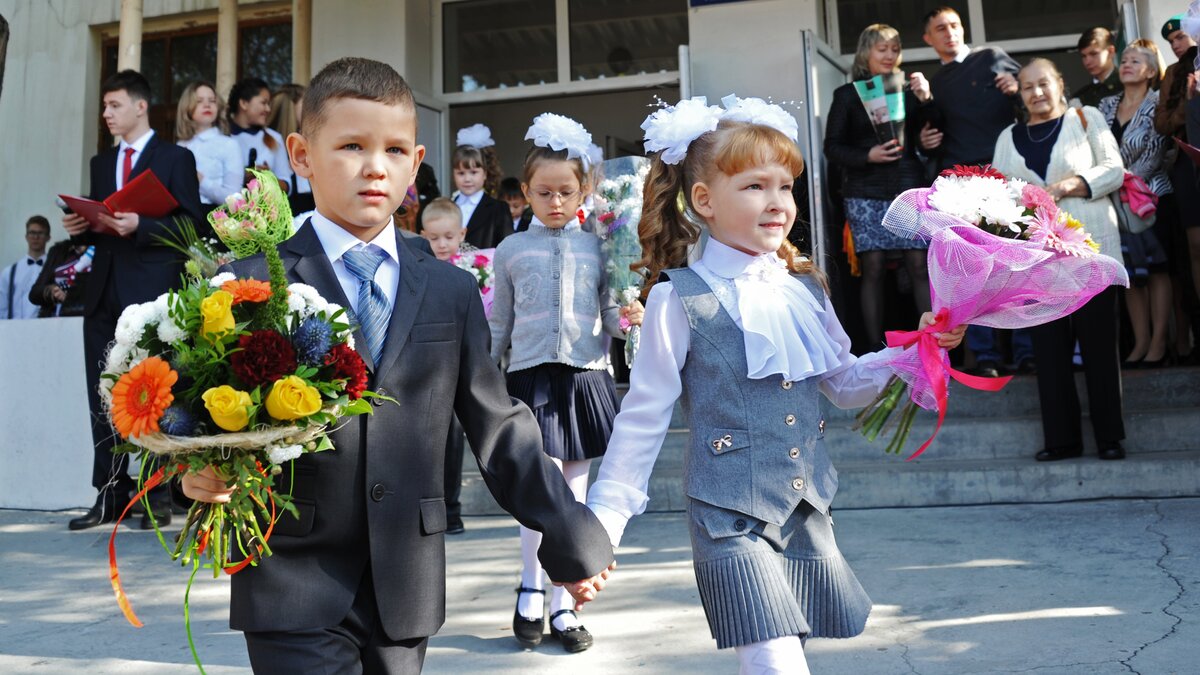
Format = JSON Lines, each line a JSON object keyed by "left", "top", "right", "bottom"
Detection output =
{"left": 456, "top": 123, "right": 495, "bottom": 149}
{"left": 720, "top": 95, "right": 800, "bottom": 142}
{"left": 525, "top": 113, "right": 594, "bottom": 167}
{"left": 641, "top": 96, "right": 723, "bottom": 165}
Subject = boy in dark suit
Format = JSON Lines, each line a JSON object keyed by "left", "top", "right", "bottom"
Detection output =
{"left": 182, "top": 57, "right": 614, "bottom": 674}
{"left": 63, "top": 69, "right": 203, "bottom": 531}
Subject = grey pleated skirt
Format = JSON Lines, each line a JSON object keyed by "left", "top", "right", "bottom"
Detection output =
{"left": 687, "top": 498, "right": 872, "bottom": 649}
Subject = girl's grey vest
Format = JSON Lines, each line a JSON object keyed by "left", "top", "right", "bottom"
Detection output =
{"left": 665, "top": 267, "right": 836, "bottom": 525}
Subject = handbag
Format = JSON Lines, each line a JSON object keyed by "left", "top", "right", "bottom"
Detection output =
{"left": 1073, "top": 107, "right": 1156, "bottom": 234}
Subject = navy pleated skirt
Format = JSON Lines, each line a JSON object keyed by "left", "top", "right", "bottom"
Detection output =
{"left": 506, "top": 363, "right": 617, "bottom": 461}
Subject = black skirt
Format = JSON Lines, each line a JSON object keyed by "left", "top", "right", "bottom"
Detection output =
{"left": 506, "top": 363, "right": 617, "bottom": 461}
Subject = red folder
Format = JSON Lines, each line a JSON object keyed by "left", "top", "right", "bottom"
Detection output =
{"left": 1176, "top": 138, "right": 1200, "bottom": 168}
{"left": 59, "top": 171, "right": 179, "bottom": 237}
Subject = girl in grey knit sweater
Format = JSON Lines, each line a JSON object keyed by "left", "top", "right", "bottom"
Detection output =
{"left": 488, "top": 114, "right": 642, "bottom": 653}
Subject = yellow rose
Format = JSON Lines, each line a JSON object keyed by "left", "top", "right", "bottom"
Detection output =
{"left": 200, "top": 290, "right": 235, "bottom": 338}
{"left": 202, "top": 385, "right": 253, "bottom": 431}
{"left": 265, "top": 376, "right": 322, "bottom": 421}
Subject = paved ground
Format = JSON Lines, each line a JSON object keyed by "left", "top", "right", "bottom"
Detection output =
{"left": 1, "top": 498, "right": 1196, "bottom": 674}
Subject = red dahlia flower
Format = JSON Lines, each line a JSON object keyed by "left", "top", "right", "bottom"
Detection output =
{"left": 231, "top": 330, "right": 297, "bottom": 389}
{"left": 325, "top": 343, "right": 368, "bottom": 400}
{"left": 940, "top": 164, "right": 1007, "bottom": 180}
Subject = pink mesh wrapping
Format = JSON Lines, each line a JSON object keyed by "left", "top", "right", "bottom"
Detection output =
{"left": 879, "top": 188, "right": 1129, "bottom": 410}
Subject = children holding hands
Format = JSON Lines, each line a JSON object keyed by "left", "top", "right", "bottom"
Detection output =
{"left": 585, "top": 96, "right": 964, "bottom": 674}
{"left": 181, "top": 58, "right": 614, "bottom": 674}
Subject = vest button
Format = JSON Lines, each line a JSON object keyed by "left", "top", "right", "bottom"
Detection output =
{"left": 792, "top": 478, "right": 805, "bottom": 491}
{"left": 789, "top": 447, "right": 800, "bottom": 459}
{"left": 733, "top": 518, "right": 747, "bottom": 531}
{"left": 370, "top": 483, "right": 386, "bottom": 502}
{"left": 784, "top": 414, "right": 796, "bottom": 426}
{"left": 781, "top": 380, "right": 793, "bottom": 390}
{"left": 371, "top": 388, "right": 386, "bottom": 407}
{"left": 818, "top": 419, "right": 826, "bottom": 434}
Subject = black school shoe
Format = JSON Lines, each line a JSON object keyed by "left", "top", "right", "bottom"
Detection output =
{"left": 1098, "top": 442, "right": 1126, "bottom": 460}
{"left": 549, "top": 609, "right": 594, "bottom": 653}
{"left": 513, "top": 587, "right": 545, "bottom": 648}
{"left": 1035, "top": 445, "right": 1083, "bottom": 462}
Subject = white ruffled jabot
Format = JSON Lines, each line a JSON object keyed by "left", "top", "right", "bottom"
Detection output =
{"left": 696, "top": 239, "right": 842, "bottom": 382}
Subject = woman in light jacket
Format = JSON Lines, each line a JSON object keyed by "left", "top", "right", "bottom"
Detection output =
{"left": 991, "top": 58, "right": 1127, "bottom": 462}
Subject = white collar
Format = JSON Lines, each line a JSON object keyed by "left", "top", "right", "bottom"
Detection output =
{"left": 528, "top": 214, "right": 580, "bottom": 232}
{"left": 943, "top": 45, "right": 971, "bottom": 64}
{"left": 700, "top": 237, "right": 770, "bottom": 279}
{"left": 119, "top": 128, "right": 155, "bottom": 154}
{"left": 308, "top": 211, "right": 400, "bottom": 266}
{"left": 456, "top": 190, "right": 484, "bottom": 207}
{"left": 194, "top": 127, "right": 222, "bottom": 141}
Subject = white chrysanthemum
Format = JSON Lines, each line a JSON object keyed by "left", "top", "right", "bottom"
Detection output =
{"left": 642, "top": 97, "right": 723, "bottom": 165}
{"left": 720, "top": 95, "right": 800, "bottom": 142}
{"left": 456, "top": 123, "right": 495, "bottom": 149}
{"left": 928, "top": 175, "right": 1029, "bottom": 233}
{"left": 267, "top": 444, "right": 304, "bottom": 465}
{"left": 525, "top": 113, "right": 593, "bottom": 165}
{"left": 157, "top": 319, "right": 187, "bottom": 344}
{"left": 114, "top": 303, "right": 152, "bottom": 345}
{"left": 210, "top": 272, "right": 236, "bottom": 288}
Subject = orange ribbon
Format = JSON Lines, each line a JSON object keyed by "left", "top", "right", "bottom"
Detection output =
{"left": 885, "top": 310, "right": 1012, "bottom": 461}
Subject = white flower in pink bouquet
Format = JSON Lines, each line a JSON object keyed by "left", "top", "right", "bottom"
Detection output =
{"left": 927, "top": 172, "right": 1029, "bottom": 234}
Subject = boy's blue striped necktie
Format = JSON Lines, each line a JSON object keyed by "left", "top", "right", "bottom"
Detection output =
{"left": 342, "top": 245, "right": 390, "bottom": 364}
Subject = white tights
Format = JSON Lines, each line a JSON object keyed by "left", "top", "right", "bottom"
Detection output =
{"left": 734, "top": 637, "right": 810, "bottom": 675}
{"left": 518, "top": 458, "right": 591, "bottom": 630}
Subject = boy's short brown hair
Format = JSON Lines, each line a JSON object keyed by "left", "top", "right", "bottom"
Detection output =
{"left": 1077, "top": 27, "right": 1114, "bottom": 52}
{"left": 301, "top": 57, "right": 416, "bottom": 137}
{"left": 421, "top": 197, "right": 462, "bottom": 228}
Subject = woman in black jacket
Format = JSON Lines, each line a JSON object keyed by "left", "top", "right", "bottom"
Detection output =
{"left": 824, "top": 23, "right": 933, "bottom": 345}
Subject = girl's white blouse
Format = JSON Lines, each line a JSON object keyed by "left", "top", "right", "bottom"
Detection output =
{"left": 586, "top": 239, "right": 900, "bottom": 546}
{"left": 178, "top": 127, "right": 244, "bottom": 205}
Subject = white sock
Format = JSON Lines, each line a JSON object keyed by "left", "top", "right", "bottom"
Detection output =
{"left": 550, "top": 460, "right": 592, "bottom": 631}
{"left": 518, "top": 524, "right": 544, "bottom": 620}
{"left": 735, "top": 637, "right": 810, "bottom": 675}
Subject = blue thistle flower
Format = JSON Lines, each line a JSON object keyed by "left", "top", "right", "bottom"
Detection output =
{"left": 160, "top": 405, "right": 198, "bottom": 436}
{"left": 293, "top": 317, "right": 334, "bottom": 365}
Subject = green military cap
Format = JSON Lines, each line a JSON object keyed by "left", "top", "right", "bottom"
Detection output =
{"left": 1162, "top": 13, "right": 1184, "bottom": 40}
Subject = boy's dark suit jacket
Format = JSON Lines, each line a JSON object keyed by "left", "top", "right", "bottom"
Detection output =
{"left": 462, "top": 193, "right": 512, "bottom": 249}
{"left": 222, "top": 221, "right": 614, "bottom": 640}
{"left": 80, "top": 134, "right": 204, "bottom": 315}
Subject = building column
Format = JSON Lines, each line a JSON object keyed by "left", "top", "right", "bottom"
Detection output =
{"left": 292, "top": 0, "right": 312, "bottom": 85}
{"left": 116, "top": 0, "right": 143, "bottom": 71}
{"left": 216, "top": 0, "right": 239, "bottom": 101}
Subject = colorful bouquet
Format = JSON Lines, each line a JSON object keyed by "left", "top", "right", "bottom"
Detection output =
{"left": 450, "top": 246, "right": 495, "bottom": 319}
{"left": 104, "top": 170, "right": 383, "bottom": 671}
{"left": 857, "top": 165, "right": 1128, "bottom": 458}
{"left": 594, "top": 155, "right": 651, "bottom": 365}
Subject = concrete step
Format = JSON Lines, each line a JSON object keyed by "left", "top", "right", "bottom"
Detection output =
{"left": 641, "top": 407, "right": 1199, "bottom": 465}
{"left": 833, "top": 449, "right": 1200, "bottom": 508}
{"left": 626, "top": 366, "right": 1200, "bottom": 428}
{"left": 459, "top": 449, "right": 1200, "bottom": 515}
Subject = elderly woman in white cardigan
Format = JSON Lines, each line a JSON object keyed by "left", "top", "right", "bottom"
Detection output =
{"left": 991, "top": 57, "right": 1128, "bottom": 463}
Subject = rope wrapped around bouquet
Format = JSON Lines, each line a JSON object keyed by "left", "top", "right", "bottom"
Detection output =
{"left": 129, "top": 425, "right": 324, "bottom": 455}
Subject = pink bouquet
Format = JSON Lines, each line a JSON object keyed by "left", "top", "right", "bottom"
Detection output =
{"left": 451, "top": 248, "right": 495, "bottom": 319}
{"left": 858, "top": 165, "right": 1129, "bottom": 459}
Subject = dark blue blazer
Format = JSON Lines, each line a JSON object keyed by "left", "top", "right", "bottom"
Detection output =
{"left": 80, "top": 133, "right": 203, "bottom": 315}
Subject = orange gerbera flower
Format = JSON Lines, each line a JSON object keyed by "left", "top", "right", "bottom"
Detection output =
{"left": 110, "top": 356, "right": 178, "bottom": 439}
{"left": 222, "top": 279, "right": 273, "bottom": 304}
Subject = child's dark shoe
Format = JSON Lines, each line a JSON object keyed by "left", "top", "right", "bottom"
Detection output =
{"left": 549, "top": 609, "right": 593, "bottom": 653}
{"left": 513, "top": 587, "right": 545, "bottom": 647}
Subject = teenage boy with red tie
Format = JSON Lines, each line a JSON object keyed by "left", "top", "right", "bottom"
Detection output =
{"left": 63, "top": 70, "right": 203, "bottom": 531}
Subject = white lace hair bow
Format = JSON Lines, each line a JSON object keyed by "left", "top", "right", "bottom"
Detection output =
{"left": 585, "top": 143, "right": 604, "bottom": 170}
{"left": 525, "top": 113, "right": 594, "bottom": 167}
{"left": 641, "top": 96, "right": 723, "bottom": 165}
{"left": 456, "top": 123, "right": 495, "bottom": 149}
{"left": 720, "top": 95, "right": 800, "bottom": 142}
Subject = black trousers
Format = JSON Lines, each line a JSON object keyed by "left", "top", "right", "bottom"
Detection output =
{"left": 1029, "top": 286, "right": 1125, "bottom": 450}
{"left": 83, "top": 285, "right": 128, "bottom": 493}
{"left": 83, "top": 280, "right": 165, "bottom": 501}
{"left": 244, "top": 569, "right": 429, "bottom": 674}
{"left": 443, "top": 414, "right": 464, "bottom": 522}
